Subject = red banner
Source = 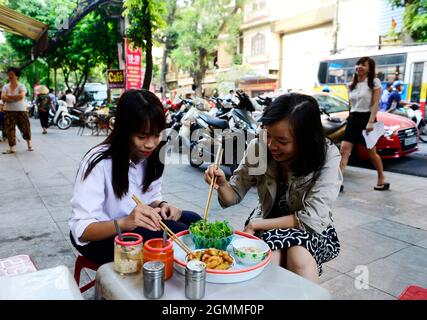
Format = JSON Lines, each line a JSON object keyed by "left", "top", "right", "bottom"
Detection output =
{"left": 125, "top": 38, "right": 143, "bottom": 90}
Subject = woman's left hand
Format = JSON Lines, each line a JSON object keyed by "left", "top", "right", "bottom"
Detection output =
{"left": 366, "top": 122, "right": 374, "bottom": 133}
{"left": 159, "top": 203, "right": 182, "bottom": 221}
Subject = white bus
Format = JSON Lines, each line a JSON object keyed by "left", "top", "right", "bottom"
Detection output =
{"left": 315, "top": 44, "right": 427, "bottom": 117}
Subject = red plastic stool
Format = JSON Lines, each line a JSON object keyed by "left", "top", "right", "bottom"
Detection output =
{"left": 398, "top": 285, "right": 427, "bottom": 300}
{"left": 74, "top": 255, "right": 100, "bottom": 293}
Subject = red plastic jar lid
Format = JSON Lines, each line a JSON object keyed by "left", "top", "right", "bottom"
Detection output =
{"left": 115, "top": 233, "right": 143, "bottom": 246}
{"left": 144, "top": 238, "right": 173, "bottom": 252}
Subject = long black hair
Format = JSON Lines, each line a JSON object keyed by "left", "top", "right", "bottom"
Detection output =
{"left": 260, "top": 92, "right": 327, "bottom": 177}
{"left": 83, "top": 89, "right": 166, "bottom": 198}
{"left": 349, "top": 56, "right": 376, "bottom": 91}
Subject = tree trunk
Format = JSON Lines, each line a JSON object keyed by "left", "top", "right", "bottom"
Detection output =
{"left": 142, "top": 0, "right": 153, "bottom": 90}
{"left": 194, "top": 71, "right": 203, "bottom": 98}
{"left": 160, "top": 50, "right": 168, "bottom": 98}
{"left": 160, "top": 0, "right": 178, "bottom": 98}
{"left": 54, "top": 67, "right": 57, "bottom": 94}
{"left": 62, "top": 65, "right": 71, "bottom": 91}
{"left": 143, "top": 39, "right": 153, "bottom": 90}
{"left": 193, "top": 49, "right": 207, "bottom": 97}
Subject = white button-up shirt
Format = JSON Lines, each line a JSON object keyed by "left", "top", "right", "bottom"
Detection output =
{"left": 69, "top": 145, "right": 162, "bottom": 246}
{"left": 348, "top": 78, "right": 382, "bottom": 113}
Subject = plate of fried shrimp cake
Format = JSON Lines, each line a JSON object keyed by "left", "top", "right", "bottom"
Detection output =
{"left": 186, "top": 248, "right": 235, "bottom": 270}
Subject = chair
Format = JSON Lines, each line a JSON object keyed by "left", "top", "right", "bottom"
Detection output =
{"left": 74, "top": 255, "right": 100, "bottom": 293}
{"left": 398, "top": 285, "right": 427, "bottom": 300}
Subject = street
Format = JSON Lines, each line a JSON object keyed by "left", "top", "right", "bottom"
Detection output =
{"left": 1, "top": 119, "right": 426, "bottom": 300}
{"left": 351, "top": 143, "right": 427, "bottom": 178}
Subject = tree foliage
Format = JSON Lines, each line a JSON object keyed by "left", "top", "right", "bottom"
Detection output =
{"left": 171, "top": 0, "right": 243, "bottom": 96}
{"left": 124, "top": 0, "right": 166, "bottom": 89}
{"left": 390, "top": 0, "right": 427, "bottom": 42}
{"left": 3, "top": 0, "right": 121, "bottom": 98}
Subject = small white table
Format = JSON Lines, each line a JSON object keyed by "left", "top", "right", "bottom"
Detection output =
{"left": 95, "top": 262, "right": 331, "bottom": 300}
{"left": 0, "top": 265, "right": 84, "bottom": 300}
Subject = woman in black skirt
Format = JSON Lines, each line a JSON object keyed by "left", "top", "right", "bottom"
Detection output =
{"left": 340, "top": 56, "right": 389, "bottom": 191}
{"left": 204, "top": 93, "right": 342, "bottom": 283}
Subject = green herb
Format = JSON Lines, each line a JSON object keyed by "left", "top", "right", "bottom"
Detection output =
{"left": 189, "top": 220, "right": 233, "bottom": 239}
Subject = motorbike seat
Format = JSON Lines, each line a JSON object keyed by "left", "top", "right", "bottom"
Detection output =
{"left": 323, "top": 118, "right": 347, "bottom": 135}
{"left": 198, "top": 113, "right": 229, "bottom": 129}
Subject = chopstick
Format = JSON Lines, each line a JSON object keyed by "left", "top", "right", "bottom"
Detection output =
{"left": 131, "top": 194, "right": 193, "bottom": 256}
{"left": 203, "top": 146, "right": 223, "bottom": 221}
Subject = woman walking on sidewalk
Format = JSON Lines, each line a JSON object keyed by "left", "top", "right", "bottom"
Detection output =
{"left": 339, "top": 57, "right": 389, "bottom": 191}
{"left": 1, "top": 67, "right": 33, "bottom": 154}
{"left": 35, "top": 85, "right": 53, "bottom": 134}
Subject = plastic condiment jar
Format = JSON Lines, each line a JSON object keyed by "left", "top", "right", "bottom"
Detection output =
{"left": 114, "top": 233, "right": 143, "bottom": 275}
{"left": 143, "top": 238, "right": 174, "bottom": 280}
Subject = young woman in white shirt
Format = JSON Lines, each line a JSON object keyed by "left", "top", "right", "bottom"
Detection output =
{"left": 69, "top": 89, "right": 201, "bottom": 264}
{"left": 339, "top": 57, "right": 389, "bottom": 191}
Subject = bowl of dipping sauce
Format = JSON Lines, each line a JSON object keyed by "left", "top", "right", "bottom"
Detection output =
{"left": 231, "top": 238, "right": 270, "bottom": 266}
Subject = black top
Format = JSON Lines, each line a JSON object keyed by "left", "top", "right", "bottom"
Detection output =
{"left": 269, "top": 180, "right": 292, "bottom": 218}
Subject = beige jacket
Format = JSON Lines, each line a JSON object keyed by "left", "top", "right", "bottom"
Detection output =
{"left": 219, "top": 139, "right": 343, "bottom": 234}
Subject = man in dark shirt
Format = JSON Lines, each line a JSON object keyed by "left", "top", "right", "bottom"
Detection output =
{"left": 386, "top": 80, "right": 409, "bottom": 116}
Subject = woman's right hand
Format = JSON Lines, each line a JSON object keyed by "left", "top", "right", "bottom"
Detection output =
{"left": 204, "top": 164, "right": 227, "bottom": 190}
{"left": 119, "top": 204, "right": 162, "bottom": 232}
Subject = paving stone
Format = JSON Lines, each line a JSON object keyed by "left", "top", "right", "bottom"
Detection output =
{"left": 415, "top": 239, "right": 427, "bottom": 249}
{"left": 321, "top": 274, "right": 395, "bottom": 300}
{"left": 0, "top": 190, "right": 46, "bottom": 214}
{"left": 319, "top": 265, "right": 343, "bottom": 284}
{"left": 345, "top": 255, "right": 427, "bottom": 298}
{"left": 327, "top": 228, "right": 409, "bottom": 273}
{"left": 387, "top": 206, "right": 427, "bottom": 231}
{"left": 361, "top": 219, "right": 427, "bottom": 245}
{"left": 0, "top": 207, "right": 53, "bottom": 227}
{"left": 332, "top": 207, "right": 381, "bottom": 233}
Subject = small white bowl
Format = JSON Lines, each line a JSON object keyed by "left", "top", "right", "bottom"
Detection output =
{"left": 231, "top": 238, "right": 270, "bottom": 266}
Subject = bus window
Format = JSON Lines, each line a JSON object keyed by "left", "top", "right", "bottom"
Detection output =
{"left": 410, "top": 62, "right": 424, "bottom": 103}
{"left": 328, "top": 68, "right": 345, "bottom": 84}
{"left": 318, "top": 62, "right": 328, "bottom": 84}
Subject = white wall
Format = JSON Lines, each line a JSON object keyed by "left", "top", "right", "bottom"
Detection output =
{"left": 281, "top": 24, "right": 333, "bottom": 90}
{"left": 242, "top": 24, "right": 281, "bottom": 74}
{"left": 337, "top": 0, "right": 381, "bottom": 53}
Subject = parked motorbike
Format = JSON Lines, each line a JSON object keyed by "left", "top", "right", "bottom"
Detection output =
{"left": 69, "top": 102, "right": 96, "bottom": 128}
{"left": 407, "top": 103, "right": 426, "bottom": 142}
{"left": 188, "top": 90, "right": 258, "bottom": 173}
{"left": 47, "top": 100, "right": 73, "bottom": 130}
{"left": 389, "top": 103, "right": 426, "bottom": 142}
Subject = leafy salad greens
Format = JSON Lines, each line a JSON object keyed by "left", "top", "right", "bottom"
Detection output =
{"left": 189, "top": 220, "right": 233, "bottom": 239}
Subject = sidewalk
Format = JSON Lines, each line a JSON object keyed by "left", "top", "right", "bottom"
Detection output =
{"left": 0, "top": 119, "right": 426, "bottom": 299}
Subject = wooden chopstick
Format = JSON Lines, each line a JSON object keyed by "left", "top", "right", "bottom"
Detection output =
{"left": 163, "top": 226, "right": 193, "bottom": 256}
{"left": 131, "top": 194, "right": 193, "bottom": 256}
{"left": 159, "top": 220, "right": 193, "bottom": 255}
{"left": 203, "top": 146, "right": 223, "bottom": 221}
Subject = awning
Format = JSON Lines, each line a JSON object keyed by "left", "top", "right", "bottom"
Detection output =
{"left": 0, "top": 4, "right": 48, "bottom": 41}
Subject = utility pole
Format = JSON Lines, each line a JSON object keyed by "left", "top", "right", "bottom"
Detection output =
{"left": 331, "top": 0, "right": 340, "bottom": 54}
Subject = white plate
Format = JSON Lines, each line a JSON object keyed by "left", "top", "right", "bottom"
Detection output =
{"left": 173, "top": 230, "right": 272, "bottom": 284}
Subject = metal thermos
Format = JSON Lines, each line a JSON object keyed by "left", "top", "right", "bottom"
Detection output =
{"left": 185, "top": 260, "right": 206, "bottom": 300}
{"left": 143, "top": 261, "right": 165, "bottom": 299}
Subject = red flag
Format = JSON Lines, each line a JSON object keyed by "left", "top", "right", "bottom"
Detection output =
{"left": 391, "top": 18, "right": 397, "bottom": 30}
